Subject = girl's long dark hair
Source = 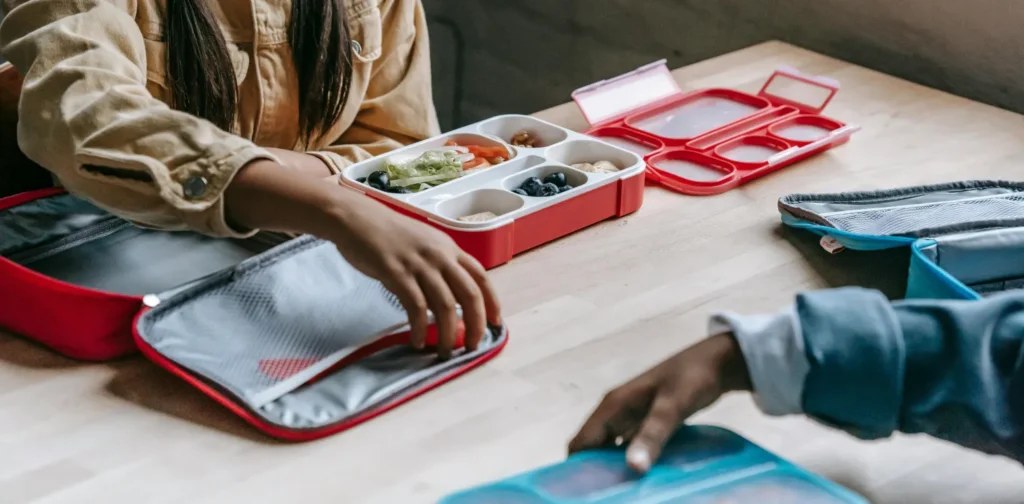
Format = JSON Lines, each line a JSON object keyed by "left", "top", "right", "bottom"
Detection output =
{"left": 165, "top": 0, "right": 353, "bottom": 144}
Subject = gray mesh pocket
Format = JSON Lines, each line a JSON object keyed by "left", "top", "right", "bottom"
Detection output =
{"left": 822, "top": 193, "right": 1024, "bottom": 236}
{"left": 780, "top": 181, "right": 1024, "bottom": 237}
{"left": 139, "top": 238, "right": 409, "bottom": 409}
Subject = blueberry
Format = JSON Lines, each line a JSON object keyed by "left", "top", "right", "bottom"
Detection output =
{"left": 356, "top": 177, "right": 367, "bottom": 184}
{"left": 387, "top": 186, "right": 411, "bottom": 194}
{"left": 511, "top": 188, "right": 528, "bottom": 196}
{"left": 558, "top": 184, "right": 574, "bottom": 193}
{"left": 367, "top": 171, "right": 390, "bottom": 189}
{"left": 520, "top": 177, "right": 543, "bottom": 196}
{"left": 368, "top": 182, "right": 386, "bottom": 191}
{"left": 540, "top": 182, "right": 560, "bottom": 197}
{"left": 543, "top": 172, "right": 567, "bottom": 187}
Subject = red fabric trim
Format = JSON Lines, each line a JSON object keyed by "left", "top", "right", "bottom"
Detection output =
{"left": 132, "top": 308, "right": 507, "bottom": 441}
{"left": 0, "top": 188, "right": 141, "bottom": 359}
{"left": 0, "top": 187, "right": 66, "bottom": 211}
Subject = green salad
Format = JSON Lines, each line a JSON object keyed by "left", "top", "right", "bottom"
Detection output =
{"left": 385, "top": 150, "right": 466, "bottom": 193}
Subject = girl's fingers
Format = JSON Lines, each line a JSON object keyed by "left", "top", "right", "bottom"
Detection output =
{"left": 458, "top": 253, "right": 502, "bottom": 326}
{"left": 442, "top": 262, "right": 486, "bottom": 351}
{"left": 417, "top": 269, "right": 460, "bottom": 360}
{"left": 389, "top": 274, "right": 430, "bottom": 349}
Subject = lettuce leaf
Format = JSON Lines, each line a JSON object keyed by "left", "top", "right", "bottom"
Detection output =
{"left": 386, "top": 150, "right": 464, "bottom": 191}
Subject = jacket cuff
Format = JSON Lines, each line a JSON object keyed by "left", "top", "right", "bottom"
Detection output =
{"left": 709, "top": 305, "right": 808, "bottom": 416}
{"left": 174, "top": 143, "right": 279, "bottom": 238}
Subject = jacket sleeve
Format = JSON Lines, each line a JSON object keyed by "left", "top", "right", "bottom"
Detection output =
{"left": 0, "top": 0, "right": 276, "bottom": 237}
{"left": 308, "top": 0, "right": 441, "bottom": 174}
{"left": 715, "top": 287, "right": 1024, "bottom": 463}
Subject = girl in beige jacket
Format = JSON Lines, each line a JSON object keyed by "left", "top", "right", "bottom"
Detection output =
{"left": 0, "top": 0, "right": 500, "bottom": 357}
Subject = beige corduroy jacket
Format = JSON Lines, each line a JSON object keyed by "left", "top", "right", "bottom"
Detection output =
{"left": 0, "top": 0, "right": 440, "bottom": 236}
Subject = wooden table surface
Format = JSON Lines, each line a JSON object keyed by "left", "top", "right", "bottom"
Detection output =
{"left": 3, "top": 41, "right": 1024, "bottom": 504}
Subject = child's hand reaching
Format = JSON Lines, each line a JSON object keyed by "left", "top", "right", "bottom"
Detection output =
{"left": 568, "top": 333, "right": 752, "bottom": 473}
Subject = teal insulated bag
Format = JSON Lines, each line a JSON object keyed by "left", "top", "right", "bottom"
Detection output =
{"left": 441, "top": 425, "right": 867, "bottom": 503}
{"left": 778, "top": 180, "right": 1024, "bottom": 300}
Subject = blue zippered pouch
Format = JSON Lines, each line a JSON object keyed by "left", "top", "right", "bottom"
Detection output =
{"left": 440, "top": 425, "right": 867, "bottom": 503}
{"left": 778, "top": 180, "right": 1024, "bottom": 300}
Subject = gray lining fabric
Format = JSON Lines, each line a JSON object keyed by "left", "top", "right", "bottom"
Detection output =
{"left": 0, "top": 193, "right": 115, "bottom": 256}
{"left": 135, "top": 236, "right": 507, "bottom": 431}
{"left": 0, "top": 194, "right": 285, "bottom": 295}
{"left": 779, "top": 180, "right": 1024, "bottom": 238}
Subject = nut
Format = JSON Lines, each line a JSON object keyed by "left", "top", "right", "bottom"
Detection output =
{"left": 510, "top": 130, "right": 539, "bottom": 148}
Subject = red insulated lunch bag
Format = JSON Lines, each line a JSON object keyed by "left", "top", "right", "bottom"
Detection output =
{"left": 0, "top": 188, "right": 508, "bottom": 440}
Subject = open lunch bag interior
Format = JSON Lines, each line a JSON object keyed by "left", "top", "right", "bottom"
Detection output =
{"left": 779, "top": 180, "right": 1024, "bottom": 300}
{"left": 0, "top": 188, "right": 508, "bottom": 440}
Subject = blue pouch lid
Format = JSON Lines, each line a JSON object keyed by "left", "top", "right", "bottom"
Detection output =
{"left": 440, "top": 425, "right": 867, "bottom": 503}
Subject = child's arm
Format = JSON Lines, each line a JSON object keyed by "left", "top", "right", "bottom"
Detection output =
{"left": 723, "top": 287, "right": 1024, "bottom": 462}
{"left": 570, "top": 288, "right": 1024, "bottom": 472}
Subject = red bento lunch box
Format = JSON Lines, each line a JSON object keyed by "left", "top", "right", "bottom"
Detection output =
{"left": 341, "top": 60, "right": 857, "bottom": 269}
{"left": 577, "top": 60, "right": 859, "bottom": 196}
{"left": 339, "top": 118, "right": 648, "bottom": 269}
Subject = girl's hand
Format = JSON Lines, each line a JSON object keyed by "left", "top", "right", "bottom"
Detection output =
{"left": 225, "top": 158, "right": 502, "bottom": 360}
{"left": 568, "top": 333, "right": 751, "bottom": 473}
{"left": 324, "top": 192, "right": 501, "bottom": 360}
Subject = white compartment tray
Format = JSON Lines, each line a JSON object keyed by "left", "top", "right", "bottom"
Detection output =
{"left": 339, "top": 115, "right": 647, "bottom": 231}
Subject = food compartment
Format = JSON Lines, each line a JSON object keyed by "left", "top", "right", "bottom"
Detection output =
{"left": 673, "top": 471, "right": 856, "bottom": 504}
{"left": 502, "top": 164, "right": 589, "bottom": 198}
{"left": 532, "top": 458, "right": 640, "bottom": 500}
{"left": 768, "top": 114, "right": 844, "bottom": 145}
{"left": 407, "top": 155, "right": 546, "bottom": 209}
{"left": 656, "top": 425, "right": 750, "bottom": 469}
{"left": 434, "top": 188, "right": 526, "bottom": 224}
{"left": 714, "top": 135, "right": 791, "bottom": 168}
{"left": 342, "top": 133, "right": 513, "bottom": 195}
{"left": 588, "top": 126, "right": 664, "bottom": 156}
{"left": 478, "top": 115, "right": 569, "bottom": 149}
{"left": 648, "top": 150, "right": 736, "bottom": 184}
{"left": 625, "top": 89, "right": 770, "bottom": 141}
{"left": 687, "top": 106, "right": 799, "bottom": 150}
{"left": 440, "top": 485, "right": 549, "bottom": 504}
{"left": 545, "top": 138, "right": 642, "bottom": 175}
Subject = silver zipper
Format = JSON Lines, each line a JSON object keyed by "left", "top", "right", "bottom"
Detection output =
{"left": 8, "top": 217, "right": 130, "bottom": 264}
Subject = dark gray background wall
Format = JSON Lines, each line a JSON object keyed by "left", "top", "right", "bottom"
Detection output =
{"left": 4, "top": 2, "right": 1022, "bottom": 132}
{"left": 426, "top": 0, "right": 1024, "bottom": 130}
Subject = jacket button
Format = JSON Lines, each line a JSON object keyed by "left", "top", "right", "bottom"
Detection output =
{"left": 351, "top": 40, "right": 362, "bottom": 55}
{"left": 183, "top": 176, "right": 209, "bottom": 199}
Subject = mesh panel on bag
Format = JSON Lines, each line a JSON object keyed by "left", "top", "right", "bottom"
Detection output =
{"left": 971, "top": 277, "right": 1024, "bottom": 297}
{"left": 821, "top": 194, "right": 1024, "bottom": 237}
{"left": 144, "top": 242, "right": 408, "bottom": 409}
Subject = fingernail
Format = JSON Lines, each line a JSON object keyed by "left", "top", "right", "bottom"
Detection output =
{"left": 626, "top": 446, "right": 652, "bottom": 473}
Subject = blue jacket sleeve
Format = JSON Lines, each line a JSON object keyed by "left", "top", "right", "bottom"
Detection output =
{"left": 796, "top": 287, "right": 1024, "bottom": 463}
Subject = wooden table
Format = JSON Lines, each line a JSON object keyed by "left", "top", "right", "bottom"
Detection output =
{"left": 3, "top": 41, "right": 1024, "bottom": 504}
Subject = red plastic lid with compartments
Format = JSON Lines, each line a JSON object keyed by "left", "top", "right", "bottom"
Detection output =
{"left": 572, "top": 60, "right": 859, "bottom": 196}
